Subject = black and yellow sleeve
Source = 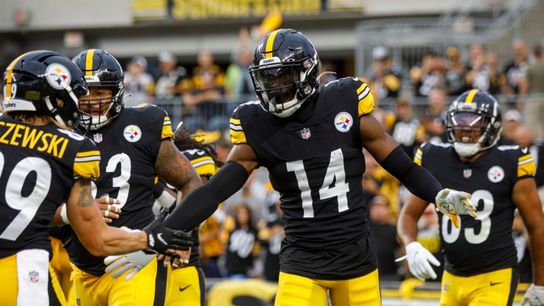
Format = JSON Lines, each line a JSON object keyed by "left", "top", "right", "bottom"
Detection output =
{"left": 229, "top": 107, "right": 247, "bottom": 145}
{"left": 517, "top": 152, "right": 536, "bottom": 178}
{"left": 190, "top": 155, "right": 217, "bottom": 177}
{"left": 354, "top": 79, "right": 375, "bottom": 116}
{"left": 161, "top": 115, "right": 174, "bottom": 140}
{"left": 73, "top": 140, "right": 100, "bottom": 180}
{"left": 413, "top": 143, "right": 427, "bottom": 166}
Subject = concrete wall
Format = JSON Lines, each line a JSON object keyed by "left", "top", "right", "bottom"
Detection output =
{"left": 0, "top": 0, "right": 132, "bottom": 31}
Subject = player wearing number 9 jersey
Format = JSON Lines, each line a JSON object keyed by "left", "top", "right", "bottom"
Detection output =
{"left": 61, "top": 49, "right": 201, "bottom": 306}
{"left": 398, "top": 90, "right": 544, "bottom": 306}
{"left": 152, "top": 29, "right": 474, "bottom": 306}
{"left": 0, "top": 51, "right": 162, "bottom": 306}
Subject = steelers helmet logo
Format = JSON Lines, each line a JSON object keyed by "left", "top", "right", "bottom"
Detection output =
{"left": 45, "top": 63, "right": 72, "bottom": 90}
{"left": 487, "top": 166, "right": 504, "bottom": 183}
{"left": 334, "top": 112, "right": 353, "bottom": 133}
{"left": 123, "top": 125, "right": 142, "bottom": 142}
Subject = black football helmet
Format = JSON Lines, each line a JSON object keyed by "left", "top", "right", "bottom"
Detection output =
{"left": 72, "top": 49, "right": 124, "bottom": 130}
{"left": 2, "top": 50, "right": 88, "bottom": 128}
{"left": 446, "top": 89, "right": 502, "bottom": 157}
{"left": 249, "top": 29, "right": 319, "bottom": 118}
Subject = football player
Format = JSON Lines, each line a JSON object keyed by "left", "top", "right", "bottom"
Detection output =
{"left": 0, "top": 51, "right": 189, "bottom": 306}
{"left": 59, "top": 49, "right": 201, "bottom": 306}
{"left": 115, "top": 29, "right": 476, "bottom": 306}
{"left": 398, "top": 89, "right": 544, "bottom": 306}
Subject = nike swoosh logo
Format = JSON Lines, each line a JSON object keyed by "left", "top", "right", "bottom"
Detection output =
{"left": 490, "top": 282, "right": 502, "bottom": 286}
{"left": 179, "top": 285, "right": 191, "bottom": 292}
{"left": 157, "top": 233, "right": 168, "bottom": 245}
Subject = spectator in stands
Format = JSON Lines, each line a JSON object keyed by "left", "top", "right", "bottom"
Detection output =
{"left": 123, "top": 55, "right": 154, "bottom": 106}
{"left": 504, "top": 39, "right": 530, "bottom": 96}
{"left": 420, "top": 88, "right": 448, "bottom": 143}
{"left": 520, "top": 44, "right": 544, "bottom": 141}
{"left": 514, "top": 126, "right": 544, "bottom": 189}
{"left": 466, "top": 52, "right": 505, "bottom": 95}
{"left": 183, "top": 50, "right": 227, "bottom": 131}
{"left": 199, "top": 208, "right": 229, "bottom": 278}
{"left": 225, "top": 47, "right": 255, "bottom": 104}
{"left": 467, "top": 43, "right": 486, "bottom": 72}
{"left": 224, "top": 204, "right": 260, "bottom": 279}
{"left": 445, "top": 46, "right": 468, "bottom": 96}
{"left": 410, "top": 51, "right": 446, "bottom": 97}
{"left": 369, "top": 195, "right": 401, "bottom": 281}
{"left": 154, "top": 51, "right": 187, "bottom": 100}
{"left": 388, "top": 98, "right": 425, "bottom": 157}
{"left": 183, "top": 50, "right": 225, "bottom": 108}
{"left": 366, "top": 46, "right": 402, "bottom": 100}
{"left": 499, "top": 109, "right": 523, "bottom": 145}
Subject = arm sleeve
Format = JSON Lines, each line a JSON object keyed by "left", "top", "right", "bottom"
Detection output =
{"left": 163, "top": 161, "right": 249, "bottom": 231}
{"left": 380, "top": 145, "right": 443, "bottom": 203}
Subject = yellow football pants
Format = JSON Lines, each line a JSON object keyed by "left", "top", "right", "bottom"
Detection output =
{"left": 71, "top": 259, "right": 158, "bottom": 306}
{"left": 49, "top": 237, "right": 76, "bottom": 305}
{"left": 164, "top": 265, "right": 206, "bottom": 306}
{"left": 275, "top": 268, "right": 381, "bottom": 306}
{"left": 440, "top": 267, "right": 518, "bottom": 306}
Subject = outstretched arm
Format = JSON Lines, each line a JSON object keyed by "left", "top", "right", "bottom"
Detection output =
{"left": 398, "top": 194, "right": 429, "bottom": 245}
{"left": 360, "top": 114, "right": 443, "bottom": 203}
{"left": 67, "top": 179, "right": 147, "bottom": 256}
{"left": 163, "top": 143, "right": 259, "bottom": 231}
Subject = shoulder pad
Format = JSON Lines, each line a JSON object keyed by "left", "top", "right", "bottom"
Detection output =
{"left": 229, "top": 101, "right": 260, "bottom": 145}
{"left": 339, "top": 77, "right": 375, "bottom": 116}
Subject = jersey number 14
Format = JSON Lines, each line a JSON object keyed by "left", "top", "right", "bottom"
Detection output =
{"left": 287, "top": 148, "right": 350, "bottom": 218}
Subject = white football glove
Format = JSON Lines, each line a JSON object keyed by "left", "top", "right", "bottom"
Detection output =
{"left": 435, "top": 188, "right": 477, "bottom": 217}
{"left": 104, "top": 251, "right": 156, "bottom": 281}
{"left": 522, "top": 284, "right": 544, "bottom": 306}
{"left": 404, "top": 242, "right": 441, "bottom": 280}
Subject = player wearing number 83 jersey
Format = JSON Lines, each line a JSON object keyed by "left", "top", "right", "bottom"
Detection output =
{"left": 398, "top": 89, "right": 544, "bottom": 306}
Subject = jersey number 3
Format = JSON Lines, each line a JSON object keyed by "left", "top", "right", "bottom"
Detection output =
{"left": 287, "top": 148, "right": 350, "bottom": 218}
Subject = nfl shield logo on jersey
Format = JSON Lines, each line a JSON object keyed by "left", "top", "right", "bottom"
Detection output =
{"left": 29, "top": 271, "right": 39, "bottom": 283}
{"left": 463, "top": 169, "right": 472, "bottom": 178}
{"left": 298, "top": 128, "right": 311, "bottom": 140}
{"left": 93, "top": 133, "right": 103, "bottom": 143}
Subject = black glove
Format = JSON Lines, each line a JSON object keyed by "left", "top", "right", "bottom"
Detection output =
{"left": 143, "top": 216, "right": 193, "bottom": 253}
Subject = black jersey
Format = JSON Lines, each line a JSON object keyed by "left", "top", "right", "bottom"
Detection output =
{"left": 0, "top": 116, "right": 100, "bottom": 258}
{"left": 66, "top": 105, "right": 174, "bottom": 276}
{"left": 414, "top": 143, "right": 536, "bottom": 276}
{"left": 229, "top": 77, "right": 376, "bottom": 279}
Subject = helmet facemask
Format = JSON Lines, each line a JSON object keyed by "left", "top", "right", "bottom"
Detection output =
{"left": 78, "top": 84, "right": 123, "bottom": 130}
{"left": 447, "top": 111, "right": 501, "bottom": 157}
{"left": 250, "top": 56, "right": 318, "bottom": 118}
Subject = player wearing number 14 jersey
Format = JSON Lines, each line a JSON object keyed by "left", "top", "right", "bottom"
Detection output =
{"left": 63, "top": 49, "right": 200, "bottom": 306}
{"left": 139, "top": 29, "right": 477, "bottom": 306}
{"left": 398, "top": 90, "right": 544, "bottom": 306}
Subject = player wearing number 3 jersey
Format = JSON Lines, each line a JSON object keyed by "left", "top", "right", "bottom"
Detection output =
{"left": 60, "top": 49, "right": 201, "bottom": 306}
{"left": 130, "top": 29, "right": 476, "bottom": 306}
{"left": 398, "top": 90, "right": 544, "bottom": 306}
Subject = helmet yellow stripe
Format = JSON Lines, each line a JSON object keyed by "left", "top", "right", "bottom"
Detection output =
{"left": 85, "top": 49, "right": 96, "bottom": 76}
{"left": 4, "top": 52, "right": 32, "bottom": 99}
{"left": 465, "top": 89, "right": 479, "bottom": 104}
{"left": 265, "top": 30, "right": 280, "bottom": 58}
